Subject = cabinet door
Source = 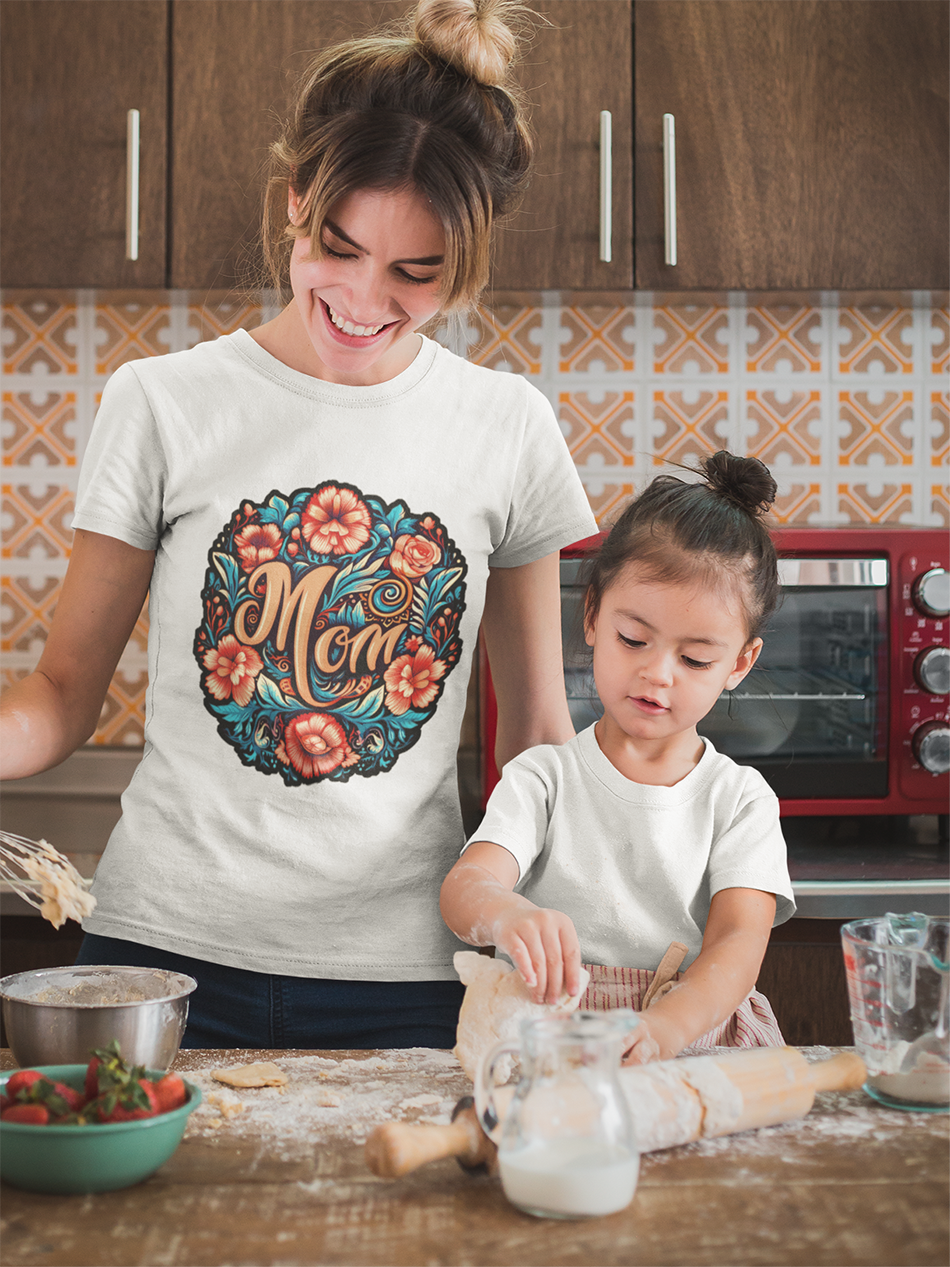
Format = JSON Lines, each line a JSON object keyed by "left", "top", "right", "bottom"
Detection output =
{"left": 170, "top": 1, "right": 412, "bottom": 290}
{"left": 0, "top": 0, "right": 168, "bottom": 289}
{"left": 493, "top": 0, "right": 633, "bottom": 290}
{"left": 635, "top": 0, "right": 950, "bottom": 290}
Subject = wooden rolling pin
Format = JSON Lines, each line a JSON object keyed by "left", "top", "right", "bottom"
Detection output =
{"left": 364, "top": 1046, "right": 866, "bottom": 1179}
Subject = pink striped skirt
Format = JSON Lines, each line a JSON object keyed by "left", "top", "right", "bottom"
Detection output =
{"left": 580, "top": 956, "right": 785, "bottom": 1053}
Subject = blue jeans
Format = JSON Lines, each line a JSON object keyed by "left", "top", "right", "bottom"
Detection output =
{"left": 75, "top": 933, "right": 464, "bottom": 1050}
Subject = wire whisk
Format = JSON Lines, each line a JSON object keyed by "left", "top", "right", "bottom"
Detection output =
{"left": 0, "top": 831, "right": 96, "bottom": 929}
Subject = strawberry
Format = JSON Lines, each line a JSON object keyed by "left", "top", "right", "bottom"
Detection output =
{"left": 0, "top": 1094, "right": 9, "bottom": 1113}
{"left": 2, "top": 1103, "right": 49, "bottom": 1125}
{"left": 150, "top": 1072, "right": 187, "bottom": 1114}
{"left": 88, "top": 1077, "right": 158, "bottom": 1123}
{"left": 5, "top": 1069, "right": 47, "bottom": 1098}
{"left": 49, "top": 1080, "right": 85, "bottom": 1114}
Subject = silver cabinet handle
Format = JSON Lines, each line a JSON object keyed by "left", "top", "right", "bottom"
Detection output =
{"left": 663, "top": 112, "right": 677, "bottom": 266}
{"left": 126, "top": 109, "right": 140, "bottom": 262}
{"left": 599, "top": 110, "right": 612, "bottom": 263}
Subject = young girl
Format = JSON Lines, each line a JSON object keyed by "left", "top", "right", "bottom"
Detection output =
{"left": 441, "top": 451, "right": 796, "bottom": 1063}
{"left": 0, "top": 1, "right": 596, "bottom": 1049}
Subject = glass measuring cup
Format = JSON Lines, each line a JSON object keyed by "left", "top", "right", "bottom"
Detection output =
{"left": 475, "top": 1010, "right": 639, "bottom": 1219}
{"left": 841, "top": 913, "right": 949, "bottom": 1112}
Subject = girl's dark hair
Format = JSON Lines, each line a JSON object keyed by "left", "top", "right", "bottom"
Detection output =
{"left": 261, "top": 0, "right": 534, "bottom": 308}
{"left": 585, "top": 451, "right": 780, "bottom": 642}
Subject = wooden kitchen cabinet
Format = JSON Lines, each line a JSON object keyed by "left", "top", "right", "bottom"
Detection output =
{"left": 0, "top": 0, "right": 169, "bottom": 288}
{"left": 170, "top": 0, "right": 633, "bottom": 289}
{"left": 492, "top": 0, "right": 634, "bottom": 290}
{"left": 1, "top": 0, "right": 631, "bottom": 292}
{"left": 635, "top": 0, "right": 950, "bottom": 290}
{"left": 169, "top": 1, "right": 407, "bottom": 289}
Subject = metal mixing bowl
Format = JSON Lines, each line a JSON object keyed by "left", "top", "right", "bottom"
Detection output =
{"left": 0, "top": 965, "right": 197, "bottom": 1069}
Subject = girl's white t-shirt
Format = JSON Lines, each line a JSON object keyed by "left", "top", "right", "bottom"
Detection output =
{"left": 72, "top": 332, "right": 596, "bottom": 979}
{"left": 468, "top": 723, "right": 796, "bottom": 970}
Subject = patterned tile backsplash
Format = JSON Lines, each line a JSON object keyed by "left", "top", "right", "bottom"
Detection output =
{"left": 2, "top": 288, "right": 948, "bottom": 746}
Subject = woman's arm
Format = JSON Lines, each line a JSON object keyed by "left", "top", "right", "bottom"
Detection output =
{"left": 623, "top": 887, "right": 777, "bottom": 1064}
{"left": 480, "top": 551, "right": 574, "bottom": 770}
{"left": 0, "top": 530, "right": 155, "bottom": 779}
{"left": 440, "top": 839, "right": 583, "bottom": 1004}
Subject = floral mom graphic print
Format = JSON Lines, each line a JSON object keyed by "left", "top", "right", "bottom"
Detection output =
{"left": 193, "top": 483, "right": 467, "bottom": 785}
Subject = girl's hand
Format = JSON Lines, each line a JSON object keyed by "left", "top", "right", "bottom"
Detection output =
{"left": 621, "top": 1012, "right": 683, "bottom": 1065}
{"left": 440, "top": 840, "right": 583, "bottom": 1005}
{"left": 491, "top": 905, "right": 582, "bottom": 1006}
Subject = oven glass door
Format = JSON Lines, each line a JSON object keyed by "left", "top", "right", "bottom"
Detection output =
{"left": 561, "top": 556, "right": 890, "bottom": 800}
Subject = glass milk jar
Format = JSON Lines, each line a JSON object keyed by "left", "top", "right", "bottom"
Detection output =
{"left": 475, "top": 1011, "right": 639, "bottom": 1219}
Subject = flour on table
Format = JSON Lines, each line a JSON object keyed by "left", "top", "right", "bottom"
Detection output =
{"left": 453, "top": 950, "right": 591, "bottom": 1083}
{"left": 398, "top": 1093, "right": 442, "bottom": 1109}
{"left": 212, "top": 1061, "right": 288, "bottom": 1088}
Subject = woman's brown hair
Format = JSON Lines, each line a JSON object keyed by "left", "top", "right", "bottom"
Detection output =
{"left": 261, "top": 0, "right": 533, "bottom": 309}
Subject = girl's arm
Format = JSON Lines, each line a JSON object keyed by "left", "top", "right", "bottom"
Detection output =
{"left": 623, "top": 887, "right": 777, "bottom": 1064}
{"left": 0, "top": 530, "right": 155, "bottom": 779}
{"left": 440, "top": 839, "right": 583, "bottom": 1004}
{"left": 480, "top": 552, "right": 574, "bottom": 769}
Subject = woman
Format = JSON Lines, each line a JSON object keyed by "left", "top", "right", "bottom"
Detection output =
{"left": 0, "top": 0, "right": 596, "bottom": 1049}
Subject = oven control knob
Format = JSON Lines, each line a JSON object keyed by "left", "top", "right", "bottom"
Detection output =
{"left": 913, "top": 568, "right": 950, "bottom": 618}
{"left": 912, "top": 722, "right": 950, "bottom": 775}
{"left": 914, "top": 646, "right": 950, "bottom": 695}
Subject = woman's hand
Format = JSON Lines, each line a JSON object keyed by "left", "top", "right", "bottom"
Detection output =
{"left": 440, "top": 839, "right": 583, "bottom": 1004}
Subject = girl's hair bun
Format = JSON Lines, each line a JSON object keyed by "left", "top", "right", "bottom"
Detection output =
{"left": 701, "top": 450, "right": 777, "bottom": 518}
{"left": 414, "top": 0, "right": 521, "bottom": 85}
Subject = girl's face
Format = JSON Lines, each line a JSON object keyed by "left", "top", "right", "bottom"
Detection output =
{"left": 287, "top": 185, "right": 446, "bottom": 386}
{"left": 585, "top": 563, "right": 762, "bottom": 756}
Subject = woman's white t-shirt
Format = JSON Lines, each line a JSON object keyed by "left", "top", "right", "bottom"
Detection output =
{"left": 72, "top": 332, "right": 596, "bottom": 979}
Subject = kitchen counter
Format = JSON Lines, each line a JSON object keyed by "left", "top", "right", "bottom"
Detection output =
{"left": 1, "top": 1046, "right": 948, "bottom": 1267}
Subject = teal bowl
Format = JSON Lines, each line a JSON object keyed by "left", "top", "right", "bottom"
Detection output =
{"left": 1, "top": 1064, "right": 201, "bottom": 1194}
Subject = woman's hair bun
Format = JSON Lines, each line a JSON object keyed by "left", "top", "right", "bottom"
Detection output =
{"left": 414, "top": 0, "right": 522, "bottom": 85}
{"left": 701, "top": 450, "right": 777, "bottom": 517}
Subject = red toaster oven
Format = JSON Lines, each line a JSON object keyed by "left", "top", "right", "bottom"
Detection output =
{"left": 481, "top": 526, "right": 949, "bottom": 817}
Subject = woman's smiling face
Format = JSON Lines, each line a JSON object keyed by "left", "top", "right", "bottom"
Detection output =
{"left": 287, "top": 185, "right": 446, "bottom": 386}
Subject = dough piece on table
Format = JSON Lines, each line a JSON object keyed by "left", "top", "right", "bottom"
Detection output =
{"left": 453, "top": 950, "right": 590, "bottom": 1084}
{"left": 211, "top": 1061, "right": 288, "bottom": 1088}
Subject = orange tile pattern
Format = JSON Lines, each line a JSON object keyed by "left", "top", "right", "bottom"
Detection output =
{"left": 838, "top": 305, "right": 914, "bottom": 374}
{"left": 559, "top": 305, "right": 635, "bottom": 373}
{"left": 746, "top": 305, "right": 822, "bottom": 372}
{"left": 746, "top": 390, "right": 821, "bottom": 467}
{"left": 837, "top": 390, "right": 914, "bottom": 467}
{"left": 95, "top": 297, "right": 171, "bottom": 375}
{"left": 654, "top": 305, "right": 729, "bottom": 373}
{"left": 1, "top": 290, "right": 946, "bottom": 749}
{"left": 932, "top": 308, "right": 949, "bottom": 375}
{"left": 652, "top": 389, "right": 730, "bottom": 466}
{"left": 462, "top": 304, "right": 543, "bottom": 374}
{"left": 2, "top": 391, "right": 78, "bottom": 470}
{"left": 2, "top": 293, "right": 78, "bottom": 376}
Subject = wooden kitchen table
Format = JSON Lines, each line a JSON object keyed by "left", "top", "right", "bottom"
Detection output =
{"left": 1, "top": 1046, "right": 947, "bottom": 1267}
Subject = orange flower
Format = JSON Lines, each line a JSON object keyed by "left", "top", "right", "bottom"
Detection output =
{"left": 383, "top": 644, "right": 446, "bottom": 716}
{"left": 389, "top": 533, "right": 442, "bottom": 580}
{"left": 203, "top": 635, "right": 263, "bottom": 708}
{"left": 235, "top": 522, "right": 282, "bottom": 572}
{"left": 301, "top": 486, "right": 371, "bottom": 556}
{"left": 282, "top": 712, "right": 357, "bottom": 778}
